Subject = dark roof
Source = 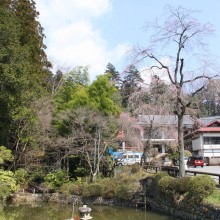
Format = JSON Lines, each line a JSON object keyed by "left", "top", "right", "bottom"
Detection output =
{"left": 137, "top": 115, "right": 194, "bottom": 127}
{"left": 206, "top": 120, "right": 220, "bottom": 127}
{"left": 198, "top": 116, "right": 220, "bottom": 126}
{"left": 185, "top": 118, "right": 220, "bottom": 138}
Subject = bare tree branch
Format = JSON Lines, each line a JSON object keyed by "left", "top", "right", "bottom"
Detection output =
{"left": 129, "top": 5, "right": 217, "bottom": 177}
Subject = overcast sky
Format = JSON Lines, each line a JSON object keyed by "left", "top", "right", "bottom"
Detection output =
{"left": 35, "top": 0, "right": 220, "bottom": 82}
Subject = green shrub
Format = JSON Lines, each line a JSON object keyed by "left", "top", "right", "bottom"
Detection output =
{"left": 0, "top": 146, "right": 14, "bottom": 164}
{"left": 73, "top": 167, "right": 87, "bottom": 177}
{"left": 29, "top": 169, "right": 45, "bottom": 183}
{"left": 115, "top": 178, "right": 141, "bottom": 201}
{"left": 188, "top": 175, "right": 216, "bottom": 202}
{"left": 58, "top": 182, "right": 82, "bottom": 196}
{"left": 130, "top": 164, "right": 141, "bottom": 174}
{"left": 154, "top": 172, "right": 169, "bottom": 184}
{"left": 75, "top": 177, "right": 84, "bottom": 184}
{"left": 100, "top": 178, "right": 117, "bottom": 198}
{"left": 44, "top": 170, "right": 69, "bottom": 189}
{"left": 204, "top": 189, "right": 220, "bottom": 206}
{"left": 119, "top": 174, "right": 136, "bottom": 184}
{"left": 82, "top": 183, "right": 103, "bottom": 197}
{"left": 158, "top": 176, "right": 177, "bottom": 196}
{"left": 0, "top": 170, "right": 17, "bottom": 201}
{"left": 184, "top": 150, "right": 192, "bottom": 157}
{"left": 14, "top": 168, "right": 29, "bottom": 188}
{"left": 39, "top": 182, "right": 53, "bottom": 192}
{"left": 166, "top": 146, "right": 178, "bottom": 161}
{"left": 115, "top": 184, "right": 130, "bottom": 200}
{"left": 145, "top": 172, "right": 172, "bottom": 200}
{"left": 100, "top": 174, "right": 143, "bottom": 199}
{"left": 175, "top": 176, "right": 192, "bottom": 194}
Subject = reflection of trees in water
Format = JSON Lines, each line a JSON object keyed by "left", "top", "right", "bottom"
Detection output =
{"left": 2, "top": 203, "right": 70, "bottom": 220}
{"left": 91, "top": 205, "right": 171, "bottom": 220}
{"left": 1, "top": 203, "right": 174, "bottom": 220}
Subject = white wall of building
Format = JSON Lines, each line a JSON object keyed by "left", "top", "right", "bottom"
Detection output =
{"left": 192, "top": 132, "right": 220, "bottom": 157}
{"left": 192, "top": 135, "right": 202, "bottom": 151}
{"left": 203, "top": 149, "right": 220, "bottom": 157}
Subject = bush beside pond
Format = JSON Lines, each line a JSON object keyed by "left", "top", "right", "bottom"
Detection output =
{"left": 57, "top": 165, "right": 145, "bottom": 201}
{"left": 55, "top": 169, "right": 217, "bottom": 209}
{"left": 8, "top": 166, "right": 220, "bottom": 220}
{"left": 187, "top": 175, "right": 216, "bottom": 202}
{"left": 145, "top": 172, "right": 215, "bottom": 204}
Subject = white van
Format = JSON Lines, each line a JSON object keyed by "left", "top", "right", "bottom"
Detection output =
{"left": 117, "top": 152, "right": 143, "bottom": 166}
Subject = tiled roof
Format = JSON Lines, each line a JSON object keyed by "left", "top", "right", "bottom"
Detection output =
{"left": 185, "top": 118, "right": 220, "bottom": 138}
{"left": 197, "top": 127, "right": 220, "bottom": 132}
{"left": 198, "top": 116, "right": 220, "bottom": 126}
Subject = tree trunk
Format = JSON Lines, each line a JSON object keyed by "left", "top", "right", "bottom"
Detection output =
{"left": 143, "top": 139, "right": 151, "bottom": 163}
{"left": 143, "top": 120, "right": 153, "bottom": 164}
{"left": 90, "top": 172, "right": 96, "bottom": 183}
{"left": 178, "top": 114, "right": 185, "bottom": 177}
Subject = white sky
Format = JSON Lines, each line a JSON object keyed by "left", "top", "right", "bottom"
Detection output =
{"left": 36, "top": 0, "right": 131, "bottom": 81}
{"left": 35, "top": 0, "right": 220, "bottom": 82}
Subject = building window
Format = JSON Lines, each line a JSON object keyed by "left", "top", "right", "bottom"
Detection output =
{"left": 203, "top": 137, "right": 220, "bottom": 145}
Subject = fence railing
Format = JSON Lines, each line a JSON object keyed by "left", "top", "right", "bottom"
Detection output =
{"left": 185, "top": 170, "right": 220, "bottom": 184}
{"left": 143, "top": 165, "right": 220, "bottom": 184}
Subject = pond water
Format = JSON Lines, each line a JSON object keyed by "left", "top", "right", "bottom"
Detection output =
{"left": 0, "top": 203, "right": 178, "bottom": 220}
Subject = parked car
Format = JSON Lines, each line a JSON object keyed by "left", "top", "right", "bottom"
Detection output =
{"left": 167, "top": 157, "right": 188, "bottom": 166}
{"left": 116, "top": 152, "right": 143, "bottom": 166}
{"left": 187, "top": 156, "right": 204, "bottom": 167}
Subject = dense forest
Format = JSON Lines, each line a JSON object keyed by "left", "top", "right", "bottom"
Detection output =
{"left": 0, "top": 0, "right": 220, "bottom": 198}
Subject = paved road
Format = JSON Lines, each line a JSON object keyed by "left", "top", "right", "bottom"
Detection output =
{"left": 186, "top": 166, "right": 220, "bottom": 183}
{"left": 186, "top": 165, "right": 220, "bottom": 174}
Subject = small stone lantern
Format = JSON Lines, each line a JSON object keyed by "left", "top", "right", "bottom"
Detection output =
{"left": 78, "top": 205, "right": 93, "bottom": 220}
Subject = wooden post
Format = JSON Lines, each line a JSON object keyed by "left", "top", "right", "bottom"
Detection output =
{"left": 144, "top": 193, "right": 147, "bottom": 211}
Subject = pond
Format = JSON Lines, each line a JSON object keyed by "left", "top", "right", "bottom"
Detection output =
{"left": 0, "top": 202, "right": 178, "bottom": 220}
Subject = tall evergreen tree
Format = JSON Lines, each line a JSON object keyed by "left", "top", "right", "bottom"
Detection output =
{"left": 13, "top": 0, "right": 51, "bottom": 88}
{"left": 0, "top": 0, "right": 51, "bottom": 169}
{"left": 121, "top": 65, "right": 143, "bottom": 109}
{"left": 0, "top": 2, "right": 31, "bottom": 146}
{"left": 105, "top": 63, "right": 121, "bottom": 88}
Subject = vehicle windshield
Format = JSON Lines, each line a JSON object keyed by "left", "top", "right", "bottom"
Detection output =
{"left": 194, "top": 156, "right": 203, "bottom": 160}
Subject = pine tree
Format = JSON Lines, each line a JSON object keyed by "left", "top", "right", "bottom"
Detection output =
{"left": 0, "top": 2, "right": 31, "bottom": 146}
{"left": 0, "top": 1, "right": 51, "bottom": 168}
{"left": 121, "top": 65, "right": 143, "bottom": 108}
{"left": 14, "top": 0, "right": 51, "bottom": 88}
{"left": 105, "top": 63, "right": 121, "bottom": 88}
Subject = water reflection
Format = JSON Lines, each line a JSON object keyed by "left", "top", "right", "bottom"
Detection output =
{"left": 1, "top": 203, "right": 178, "bottom": 220}
{"left": 92, "top": 206, "right": 177, "bottom": 220}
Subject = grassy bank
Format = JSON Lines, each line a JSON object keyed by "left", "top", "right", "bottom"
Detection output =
{"left": 204, "top": 188, "right": 220, "bottom": 207}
